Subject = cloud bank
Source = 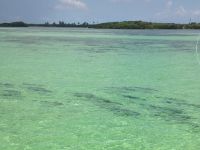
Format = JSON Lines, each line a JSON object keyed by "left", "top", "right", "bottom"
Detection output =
{"left": 55, "top": 0, "right": 87, "bottom": 10}
{"left": 155, "top": 0, "right": 200, "bottom": 21}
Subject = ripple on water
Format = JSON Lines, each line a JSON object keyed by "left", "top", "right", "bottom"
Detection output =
{"left": 0, "top": 82, "right": 14, "bottom": 88}
{"left": 22, "top": 83, "right": 52, "bottom": 94}
{"left": 105, "top": 86, "right": 159, "bottom": 94}
{"left": 103, "top": 86, "right": 200, "bottom": 132}
{"left": 73, "top": 93, "right": 140, "bottom": 118}
{"left": 0, "top": 89, "right": 22, "bottom": 99}
{"left": 39, "top": 100, "right": 64, "bottom": 107}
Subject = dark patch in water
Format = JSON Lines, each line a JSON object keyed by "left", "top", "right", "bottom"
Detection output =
{"left": 107, "top": 86, "right": 158, "bottom": 94}
{"left": 178, "top": 102, "right": 200, "bottom": 109}
{"left": 118, "top": 87, "right": 137, "bottom": 92}
{"left": 156, "top": 96, "right": 200, "bottom": 109}
{"left": 134, "top": 87, "right": 159, "bottom": 92}
{"left": 136, "top": 97, "right": 200, "bottom": 131}
{"left": 123, "top": 95, "right": 146, "bottom": 102}
{"left": 74, "top": 90, "right": 199, "bottom": 130}
{"left": 190, "top": 123, "right": 200, "bottom": 132}
{"left": 0, "top": 82, "right": 14, "bottom": 88}
{"left": 74, "top": 93, "right": 122, "bottom": 106}
{"left": 27, "top": 87, "right": 52, "bottom": 93}
{"left": 23, "top": 83, "right": 43, "bottom": 87}
{"left": 40, "top": 101, "right": 64, "bottom": 107}
{"left": 103, "top": 87, "right": 199, "bottom": 131}
{"left": 1, "top": 90, "right": 21, "bottom": 98}
{"left": 74, "top": 93, "right": 140, "bottom": 117}
{"left": 23, "top": 83, "right": 52, "bottom": 94}
{"left": 110, "top": 106, "right": 140, "bottom": 117}
{"left": 148, "top": 105, "right": 192, "bottom": 123}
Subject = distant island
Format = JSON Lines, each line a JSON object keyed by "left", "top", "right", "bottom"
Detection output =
{"left": 0, "top": 21, "right": 200, "bottom": 29}
{"left": 93, "top": 21, "right": 200, "bottom": 29}
{"left": 0, "top": 21, "right": 28, "bottom": 27}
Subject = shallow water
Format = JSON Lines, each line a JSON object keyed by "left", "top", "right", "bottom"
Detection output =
{"left": 0, "top": 27, "right": 200, "bottom": 150}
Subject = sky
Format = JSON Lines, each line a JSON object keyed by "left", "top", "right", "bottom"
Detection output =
{"left": 0, "top": 0, "right": 200, "bottom": 23}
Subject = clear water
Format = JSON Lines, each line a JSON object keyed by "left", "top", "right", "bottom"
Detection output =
{"left": 0, "top": 27, "right": 200, "bottom": 150}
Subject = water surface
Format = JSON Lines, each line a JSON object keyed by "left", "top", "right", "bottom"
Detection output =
{"left": 0, "top": 28, "right": 200, "bottom": 150}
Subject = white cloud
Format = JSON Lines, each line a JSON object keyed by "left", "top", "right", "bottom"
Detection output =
{"left": 155, "top": 0, "right": 172, "bottom": 18}
{"left": 55, "top": 0, "right": 87, "bottom": 10}
{"left": 175, "top": 6, "right": 187, "bottom": 16}
{"left": 110, "top": 0, "right": 131, "bottom": 3}
{"left": 174, "top": 6, "right": 200, "bottom": 18}
{"left": 192, "top": 10, "right": 200, "bottom": 16}
{"left": 110, "top": 0, "right": 151, "bottom": 3}
{"left": 144, "top": 0, "right": 151, "bottom": 2}
{"left": 166, "top": 0, "right": 173, "bottom": 8}
{"left": 155, "top": 1, "right": 200, "bottom": 21}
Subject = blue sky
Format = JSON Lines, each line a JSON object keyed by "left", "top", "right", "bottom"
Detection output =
{"left": 0, "top": 0, "right": 200, "bottom": 23}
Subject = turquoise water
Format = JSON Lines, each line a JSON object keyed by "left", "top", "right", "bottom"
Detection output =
{"left": 0, "top": 28, "right": 200, "bottom": 150}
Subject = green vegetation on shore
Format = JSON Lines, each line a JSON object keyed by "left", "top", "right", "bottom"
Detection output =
{"left": 0, "top": 21, "right": 28, "bottom": 27}
{"left": 1, "top": 21, "right": 200, "bottom": 29}
{"left": 93, "top": 21, "right": 200, "bottom": 29}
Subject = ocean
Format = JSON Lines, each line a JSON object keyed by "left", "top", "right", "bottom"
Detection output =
{"left": 0, "top": 27, "right": 200, "bottom": 149}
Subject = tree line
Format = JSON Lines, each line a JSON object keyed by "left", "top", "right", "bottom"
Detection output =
{"left": 0, "top": 21, "right": 90, "bottom": 28}
{"left": 92, "top": 21, "right": 200, "bottom": 29}
{"left": 0, "top": 21, "right": 200, "bottom": 29}
{"left": 29, "top": 21, "right": 90, "bottom": 27}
